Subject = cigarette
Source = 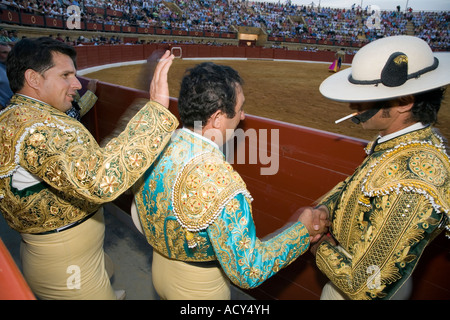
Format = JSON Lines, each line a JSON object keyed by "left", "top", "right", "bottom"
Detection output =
{"left": 335, "top": 112, "right": 358, "bottom": 124}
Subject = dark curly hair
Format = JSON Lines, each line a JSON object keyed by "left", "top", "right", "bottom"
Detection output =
{"left": 177, "top": 62, "right": 243, "bottom": 128}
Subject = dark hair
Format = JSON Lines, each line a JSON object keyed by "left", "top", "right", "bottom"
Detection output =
{"left": 379, "top": 87, "right": 445, "bottom": 125}
{"left": 178, "top": 62, "right": 243, "bottom": 128}
{"left": 7, "top": 37, "right": 77, "bottom": 92}
{"left": 410, "top": 87, "right": 445, "bottom": 125}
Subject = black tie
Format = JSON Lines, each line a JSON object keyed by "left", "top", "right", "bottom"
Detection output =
{"left": 369, "top": 139, "right": 379, "bottom": 155}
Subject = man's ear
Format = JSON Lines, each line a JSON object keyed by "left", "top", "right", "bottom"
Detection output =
{"left": 203, "top": 110, "right": 224, "bottom": 144}
{"left": 23, "top": 69, "right": 41, "bottom": 90}
{"left": 209, "top": 109, "right": 223, "bottom": 129}
{"left": 394, "top": 95, "right": 414, "bottom": 114}
{"left": 397, "top": 102, "right": 414, "bottom": 114}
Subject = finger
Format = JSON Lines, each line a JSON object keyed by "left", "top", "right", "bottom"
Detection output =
{"left": 158, "top": 54, "right": 174, "bottom": 81}
{"left": 150, "top": 51, "right": 169, "bottom": 84}
{"left": 310, "top": 234, "right": 321, "bottom": 243}
{"left": 154, "top": 51, "right": 173, "bottom": 77}
{"left": 312, "top": 211, "right": 320, "bottom": 231}
{"left": 319, "top": 210, "right": 328, "bottom": 220}
{"left": 296, "top": 207, "right": 312, "bottom": 222}
{"left": 151, "top": 57, "right": 174, "bottom": 96}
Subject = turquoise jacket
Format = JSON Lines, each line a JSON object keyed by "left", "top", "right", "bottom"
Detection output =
{"left": 135, "top": 128, "right": 310, "bottom": 289}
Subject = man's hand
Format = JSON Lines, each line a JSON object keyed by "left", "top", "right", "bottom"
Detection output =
{"left": 294, "top": 206, "right": 330, "bottom": 243}
{"left": 311, "top": 205, "right": 330, "bottom": 233}
{"left": 149, "top": 50, "right": 174, "bottom": 108}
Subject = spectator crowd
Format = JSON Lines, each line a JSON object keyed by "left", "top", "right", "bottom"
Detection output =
{"left": 0, "top": 0, "right": 448, "bottom": 50}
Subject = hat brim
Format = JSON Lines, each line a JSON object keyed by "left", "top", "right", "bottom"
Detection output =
{"left": 319, "top": 52, "right": 450, "bottom": 102}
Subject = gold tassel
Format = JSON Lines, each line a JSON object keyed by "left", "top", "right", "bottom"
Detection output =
{"left": 186, "top": 230, "right": 197, "bottom": 248}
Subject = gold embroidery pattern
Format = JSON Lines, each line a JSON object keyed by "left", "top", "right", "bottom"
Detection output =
{"left": 0, "top": 95, "right": 178, "bottom": 233}
{"left": 363, "top": 142, "right": 449, "bottom": 213}
{"left": 0, "top": 176, "right": 100, "bottom": 233}
{"left": 409, "top": 152, "right": 446, "bottom": 185}
{"left": 317, "top": 127, "right": 449, "bottom": 299}
{"left": 135, "top": 130, "right": 249, "bottom": 261}
{"left": 172, "top": 152, "right": 249, "bottom": 239}
{"left": 208, "top": 197, "right": 309, "bottom": 289}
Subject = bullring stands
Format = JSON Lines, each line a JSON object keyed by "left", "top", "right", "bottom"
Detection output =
{"left": 1, "top": 0, "right": 448, "bottom": 50}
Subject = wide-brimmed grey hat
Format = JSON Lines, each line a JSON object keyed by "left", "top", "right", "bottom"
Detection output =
{"left": 319, "top": 36, "right": 450, "bottom": 102}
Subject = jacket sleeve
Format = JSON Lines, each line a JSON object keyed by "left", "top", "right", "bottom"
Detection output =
{"left": 317, "top": 178, "right": 349, "bottom": 220}
{"left": 18, "top": 100, "right": 178, "bottom": 203}
{"left": 207, "top": 193, "right": 310, "bottom": 289}
{"left": 316, "top": 191, "right": 444, "bottom": 300}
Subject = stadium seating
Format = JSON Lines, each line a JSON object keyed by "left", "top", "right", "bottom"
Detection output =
{"left": 1, "top": 0, "right": 448, "bottom": 50}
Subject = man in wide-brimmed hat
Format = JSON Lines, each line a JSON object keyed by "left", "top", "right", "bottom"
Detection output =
{"left": 310, "top": 35, "right": 450, "bottom": 300}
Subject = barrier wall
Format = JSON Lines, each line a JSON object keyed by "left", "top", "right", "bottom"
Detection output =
{"left": 0, "top": 239, "right": 35, "bottom": 300}
{"left": 75, "top": 43, "right": 354, "bottom": 71}
{"left": 77, "top": 39, "right": 450, "bottom": 301}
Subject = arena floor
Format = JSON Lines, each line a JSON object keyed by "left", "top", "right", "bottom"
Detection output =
{"left": 84, "top": 59, "right": 450, "bottom": 142}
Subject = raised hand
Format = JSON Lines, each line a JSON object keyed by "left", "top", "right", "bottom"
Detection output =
{"left": 149, "top": 50, "right": 174, "bottom": 108}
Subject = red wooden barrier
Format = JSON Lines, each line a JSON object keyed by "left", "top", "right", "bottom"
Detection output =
{"left": 75, "top": 44, "right": 349, "bottom": 71}
{"left": 0, "top": 10, "right": 19, "bottom": 23}
{"left": 21, "top": 12, "right": 44, "bottom": 26}
{"left": 0, "top": 239, "right": 35, "bottom": 300}
{"left": 45, "top": 17, "right": 64, "bottom": 29}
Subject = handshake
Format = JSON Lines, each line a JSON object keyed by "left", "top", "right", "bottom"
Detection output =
{"left": 290, "top": 205, "right": 332, "bottom": 245}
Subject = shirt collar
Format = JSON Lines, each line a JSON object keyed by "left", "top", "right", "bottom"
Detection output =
{"left": 378, "top": 122, "right": 428, "bottom": 143}
{"left": 181, "top": 127, "right": 221, "bottom": 151}
{"left": 15, "top": 93, "right": 52, "bottom": 108}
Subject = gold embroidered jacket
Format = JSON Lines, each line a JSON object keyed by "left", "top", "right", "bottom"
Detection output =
{"left": 316, "top": 126, "right": 450, "bottom": 300}
{"left": 135, "top": 128, "right": 310, "bottom": 289}
{"left": 0, "top": 94, "right": 178, "bottom": 234}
